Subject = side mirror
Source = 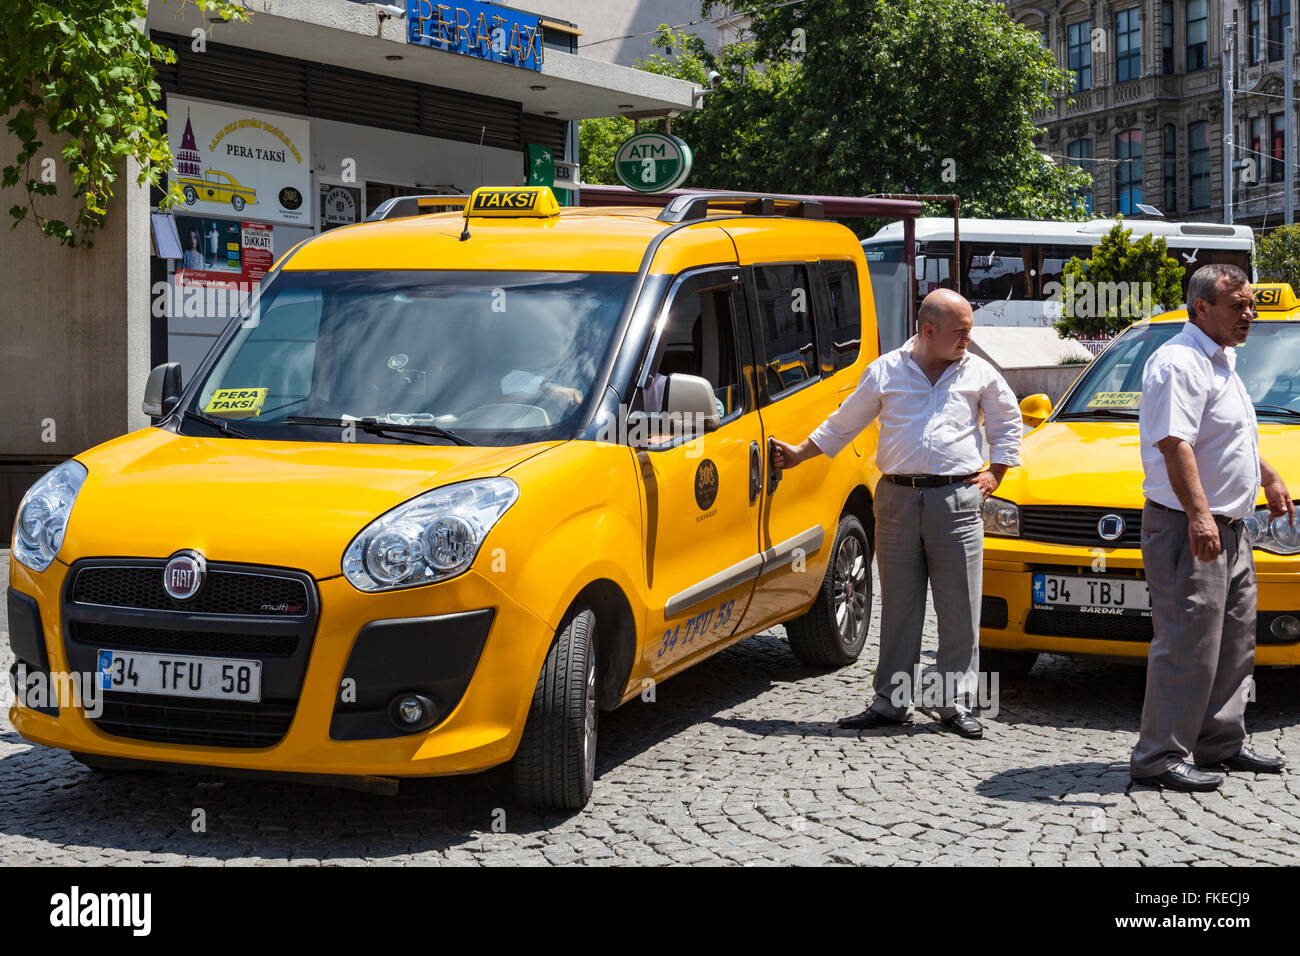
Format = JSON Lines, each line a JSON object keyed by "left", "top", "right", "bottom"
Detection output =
{"left": 142, "top": 363, "right": 183, "bottom": 418}
{"left": 665, "top": 373, "right": 721, "bottom": 433}
{"left": 1019, "top": 393, "right": 1052, "bottom": 429}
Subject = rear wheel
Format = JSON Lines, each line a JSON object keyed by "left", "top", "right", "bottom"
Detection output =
{"left": 979, "top": 648, "right": 1039, "bottom": 679}
{"left": 785, "top": 514, "right": 872, "bottom": 666}
{"left": 512, "top": 607, "right": 598, "bottom": 810}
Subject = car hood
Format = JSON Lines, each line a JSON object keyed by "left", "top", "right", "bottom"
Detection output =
{"left": 1000, "top": 420, "right": 1298, "bottom": 508}
{"left": 61, "top": 427, "right": 558, "bottom": 578}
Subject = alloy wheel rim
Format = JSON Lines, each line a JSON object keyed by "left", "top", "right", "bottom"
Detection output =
{"left": 832, "top": 534, "right": 868, "bottom": 646}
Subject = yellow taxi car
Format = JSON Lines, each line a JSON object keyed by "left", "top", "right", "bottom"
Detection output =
{"left": 8, "top": 187, "right": 881, "bottom": 809}
{"left": 979, "top": 282, "right": 1300, "bottom": 677}
{"left": 178, "top": 169, "right": 256, "bottom": 211}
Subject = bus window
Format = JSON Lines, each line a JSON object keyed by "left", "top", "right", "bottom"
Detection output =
{"left": 964, "top": 245, "right": 1030, "bottom": 301}
{"left": 916, "top": 241, "right": 953, "bottom": 294}
{"left": 1037, "top": 245, "right": 1093, "bottom": 297}
{"left": 1179, "top": 251, "right": 1252, "bottom": 298}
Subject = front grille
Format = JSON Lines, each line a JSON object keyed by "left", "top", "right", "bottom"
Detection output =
{"left": 93, "top": 694, "right": 296, "bottom": 748}
{"left": 981, "top": 596, "right": 1008, "bottom": 629}
{"left": 1025, "top": 610, "right": 1300, "bottom": 645}
{"left": 1019, "top": 506, "right": 1144, "bottom": 549}
{"left": 72, "top": 565, "right": 309, "bottom": 616}
{"left": 69, "top": 621, "right": 297, "bottom": 658}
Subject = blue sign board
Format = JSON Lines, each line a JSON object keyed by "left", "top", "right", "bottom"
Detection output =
{"left": 407, "top": 1, "right": 545, "bottom": 72}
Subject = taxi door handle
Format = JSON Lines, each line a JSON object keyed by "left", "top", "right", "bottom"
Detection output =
{"left": 766, "top": 437, "right": 783, "bottom": 496}
{"left": 749, "top": 441, "right": 762, "bottom": 502}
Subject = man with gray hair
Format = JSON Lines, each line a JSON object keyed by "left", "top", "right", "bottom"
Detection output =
{"left": 771, "top": 288, "right": 1022, "bottom": 738}
{"left": 1132, "top": 263, "right": 1292, "bottom": 791}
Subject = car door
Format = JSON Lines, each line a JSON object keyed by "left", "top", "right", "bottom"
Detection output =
{"left": 631, "top": 267, "right": 765, "bottom": 678}
{"left": 731, "top": 253, "right": 848, "bottom": 634}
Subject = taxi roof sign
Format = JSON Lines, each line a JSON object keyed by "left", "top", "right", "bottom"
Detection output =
{"left": 1253, "top": 283, "right": 1299, "bottom": 311}
{"left": 466, "top": 186, "right": 561, "bottom": 218}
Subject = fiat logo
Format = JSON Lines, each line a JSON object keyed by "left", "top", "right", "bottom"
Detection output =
{"left": 162, "top": 550, "right": 206, "bottom": 601}
{"left": 1097, "top": 514, "right": 1126, "bottom": 542}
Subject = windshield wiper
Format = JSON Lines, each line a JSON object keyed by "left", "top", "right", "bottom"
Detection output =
{"left": 283, "top": 416, "right": 475, "bottom": 446}
{"left": 183, "top": 409, "right": 254, "bottom": 439}
{"left": 1054, "top": 409, "right": 1139, "bottom": 420}
{"left": 1254, "top": 404, "right": 1300, "bottom": 419}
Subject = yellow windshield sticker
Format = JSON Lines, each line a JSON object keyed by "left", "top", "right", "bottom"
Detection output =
{"left": 1087, "top": 391, "right": 1141, "bottom": 409}
{"left": 205, "top": 387, "right": 269, "bottom": 417}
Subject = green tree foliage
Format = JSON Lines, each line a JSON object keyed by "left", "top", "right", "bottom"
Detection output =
{"left": 1, "top": 0, "right": 247, "bottom": 247}
{"left": 1254, "top": 224, "right": 1300, "bottom": 293}
{"left": 1053, "top": 219, "right": 1185, "bottom": 339}
{"left": 582, "top": 2, "right": 1090, "bottom": 220}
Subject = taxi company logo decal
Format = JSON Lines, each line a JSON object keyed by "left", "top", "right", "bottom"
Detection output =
{"left": 279, "top": 186, "right": 303, "bottom": 210}
{"left": 162, "top": 550, "right": 206, "bottom": 601}
{"left": 695, "top": 458, "right": 719, "bottom": 511}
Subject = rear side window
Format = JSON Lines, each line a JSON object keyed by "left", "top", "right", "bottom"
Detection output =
{"left": 822, "top": 261, "right": 861, "bottom": 371}
{"left": 753, "top": 264, "right": 818, "bottom": 399}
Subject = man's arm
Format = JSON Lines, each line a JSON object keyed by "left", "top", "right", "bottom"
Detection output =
{"left": 771, "top": 365, "right": 883, "bottom": 469}
{"left": 965, "top": 371, "right": 1023, "bottom": 498}
{"left": 1261, "top": 457, "right": 1295, "bottom": 523}
{"left": 1156, "top": 436, "right": 1220, "bottom": 562}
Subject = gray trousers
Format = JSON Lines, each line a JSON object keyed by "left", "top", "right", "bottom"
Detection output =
{"left": 869, "top": 478, "right": 984, "bottom": 720}
{"left": 1130, "top": 504, "right": 1256, "bottom": 777}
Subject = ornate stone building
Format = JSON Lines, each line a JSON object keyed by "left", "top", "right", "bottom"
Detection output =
{"left": 1007, "top": 1, "right": 1299, "bottom": 228}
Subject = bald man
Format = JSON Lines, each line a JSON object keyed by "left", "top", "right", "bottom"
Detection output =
{"left": 772, "top": 289, "right": 1022, "bottom": 738}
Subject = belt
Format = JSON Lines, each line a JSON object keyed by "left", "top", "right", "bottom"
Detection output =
{"left": 1145, "top": 499, "right": 1244, "bottom": 528}
{"left": 883, "top": 473, "right": 978, "bottom": 489}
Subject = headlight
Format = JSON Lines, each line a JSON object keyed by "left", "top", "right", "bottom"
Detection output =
{"left": 342, "top": 478, "right": 519, "bottom": 592}
{"left": 12, "top": 460, "right": 87, "bottom": 572}
{"left": 982, "top": 497, "right": 1020, "bottom": 537}
{"left": 1244, "top": 506, "right": 1300, "bottom": 555}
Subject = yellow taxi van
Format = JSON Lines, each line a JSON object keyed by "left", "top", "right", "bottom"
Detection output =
{"left": 979, "top": 282, "right": 1300, "bottom": 677}
{"left": 8, "top": 186, "right": 882, "bottom": 809}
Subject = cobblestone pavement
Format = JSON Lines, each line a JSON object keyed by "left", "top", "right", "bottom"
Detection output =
{"left": 3, "top": 549, "right": 1299, "bottom": 866}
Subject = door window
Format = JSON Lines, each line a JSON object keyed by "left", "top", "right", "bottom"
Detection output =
{"left": 753, "top": 264, "right": 819, "bottom": 399}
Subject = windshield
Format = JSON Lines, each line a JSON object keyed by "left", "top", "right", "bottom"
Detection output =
{"left": 1058, "top": 320, "right": 1300, "bottom": 421}
{"left": 182, "top": 270, "right": 636, "bottom": 445}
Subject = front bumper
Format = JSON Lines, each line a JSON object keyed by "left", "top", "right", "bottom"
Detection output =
{"left": 7, "top": 557, "right": 555, "bottom": 777}
{"left": 979, "top": 537, "right": 1300, "bottom": 665}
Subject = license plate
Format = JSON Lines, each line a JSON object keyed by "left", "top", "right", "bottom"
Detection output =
{"left": 96, "top": 649, "right": 262, "bottom": 702}
{"left": 1031, "top": 573, "right": 1151, "bottom": 615}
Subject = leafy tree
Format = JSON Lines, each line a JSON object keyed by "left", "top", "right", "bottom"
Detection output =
{"left": 1053, "top": 219, "right": 1185, "bottom": 339}
{"left": 2, "top": 0, "right": 248, "bottom": 247}
{"left": 1255, "top": 224, "right": 1300, "bottom": 293}
{"left": 580, "top": 1, "right": 1089, "bottom": 219}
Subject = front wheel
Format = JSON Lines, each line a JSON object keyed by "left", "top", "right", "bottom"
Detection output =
{"left": 785, "top": 513, "right": 872, "bottom": 666}
{"left": 231, "top": 195, "right": 246, "bottom": 211}
{"left": 513, "top": 607, "right": 598, "bottom": 810}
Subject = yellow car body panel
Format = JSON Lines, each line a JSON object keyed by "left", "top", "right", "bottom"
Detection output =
{"left": 9, "top": 190, "right": 883, "bottom": 787}
{"left": 983, "top": 296, "right": 1300, "bottom": 667}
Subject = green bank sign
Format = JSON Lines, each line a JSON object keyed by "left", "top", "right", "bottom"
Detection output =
{"left": 615, "top": 132, "right": 693, "bottom": 193}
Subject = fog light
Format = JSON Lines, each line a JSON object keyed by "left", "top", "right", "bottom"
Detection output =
{"left": 1271, "top": 615, "right": 1300, "bottom": 640}
{"left": 387, "top": 692, "right": 437, "bottom": 732}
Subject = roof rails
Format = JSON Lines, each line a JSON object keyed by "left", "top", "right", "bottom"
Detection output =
{"left": 365, "top": 194, "right": 470, "bottom": 223}
{"left": 657, "top": 193, "right": 825, "bottom": 223}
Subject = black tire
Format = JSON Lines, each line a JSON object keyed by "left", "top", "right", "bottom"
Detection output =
{"left": 182, "top": 185, "right": 197, "bottom": 205}
{"left": 979, "top": 648, "right": 1039, "bottom": 679}
{"left": 231, "top": 195, "right": 246, "bottom": 211}
{"left": 785, "top": 514, "right": 872, "bottom": 666}
{"left": 513, "top": 607, "right": 598, "bottom": 810}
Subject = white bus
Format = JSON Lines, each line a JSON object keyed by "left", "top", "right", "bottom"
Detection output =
{"left": 861, "top": 218, "right": 1255, "bottom": 346}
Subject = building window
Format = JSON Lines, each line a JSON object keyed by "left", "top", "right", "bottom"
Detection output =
{"left": 1068, "top": 138, "right": 1094, "bottom": 213}
{"left": 1164, "top": 124, "right": 1178, "bottom": 213}
{"left": 1117, "top": 129, "right": 1144, "bottom": 214}
{"left": 1068, "top": 20, "right": 1092, "bottom": 92}
{"left": 1162, "top": 1, "right": 1176, "bottom": 73}
{"left": 1116, "top": 8, "right": 1142, "bottom": 82}
{"left": 1187, "top": 0, "right": 1208, "bottom": 71}
{"left": 1250, "top": 116, "right": 1265, "bottom": 184}
{"left": 1189, "top": 122, "right": 1211, "bottom": 209}
{"left": 1269, "top": 0, "right": 1292, "bottom": 62}
{"left": 1249, "top": 0, "right": 1262, "bottom": 63}
{"left": 1272, "top": 113, "right": 1286, "bottom": 182}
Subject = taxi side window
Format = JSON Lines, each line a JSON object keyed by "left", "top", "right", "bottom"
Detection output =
{"left": 821, "top": 261, "right": 861, "bottom": 372}
{"left": 639, "top": 278, "right": 743, "bottom": 424}
{"left": 753, "top": 264, "right": 819, "bottom": 399}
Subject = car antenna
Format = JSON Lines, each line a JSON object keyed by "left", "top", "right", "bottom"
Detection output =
{"left": 461, "top": 125, "right": 486, "bottom": 242}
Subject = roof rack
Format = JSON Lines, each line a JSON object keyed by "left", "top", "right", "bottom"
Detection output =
{"left": 656, "top": 193, "right": 825, "bottom": 223}
{"left": 365, "top": 194, "right": 471, "bottom": 223}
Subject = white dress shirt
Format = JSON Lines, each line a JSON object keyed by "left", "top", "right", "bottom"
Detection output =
{"left": 809, "top": 338, "right": 1022, "bottom": 474}
{"left": 1140, "top": 321, "right": 1260, "bottom": 519}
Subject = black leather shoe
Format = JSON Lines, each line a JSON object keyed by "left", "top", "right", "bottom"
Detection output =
{"left": 1132, "top": 762, "right": 1223, "bottom": 792}
{"left": 940, "top": 713, "right": 983, "bottom": 739}
{"left": 837, "top": 708, "right": 910, "bottom": 730}
{"left": 1200, "top": 745, "right": 1286, "bottom": 774}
